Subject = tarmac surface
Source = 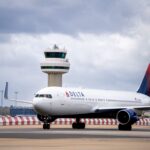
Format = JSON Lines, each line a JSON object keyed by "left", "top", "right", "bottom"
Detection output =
{"left": 0, "top": 125, "right": 150, "bottom": 150}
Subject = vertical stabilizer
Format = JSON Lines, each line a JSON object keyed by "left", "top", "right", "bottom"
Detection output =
{"left": 137, "top": 64, "right": 150, "bottom": 96}
{"left": 4, "top": 82, "right": 8, "bottom": 99}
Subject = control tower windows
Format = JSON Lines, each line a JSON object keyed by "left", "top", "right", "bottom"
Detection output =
{"left": 45, "top": 52, "right": 66, "bottom": 58}
{"left": 41, "top": 66, "right": 69, "bottom": 70}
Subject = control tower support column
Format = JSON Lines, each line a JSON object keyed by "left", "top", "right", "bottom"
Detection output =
{"left": 41, "top": 45, "right": 70, "bottom": 87}
{"left": 48, "top": 73, "right": 62, "bottom": 87}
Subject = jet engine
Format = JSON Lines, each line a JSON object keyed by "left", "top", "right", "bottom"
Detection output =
{"left": 117, "top": 109, "right": 139, "bottom": 125}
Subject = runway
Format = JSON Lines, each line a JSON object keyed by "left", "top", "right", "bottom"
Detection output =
{"left": 0, "top": 125, "right": 150, "bottom": 150}
{"left": 0, "top": 125, "right": 150, "bottom": 139}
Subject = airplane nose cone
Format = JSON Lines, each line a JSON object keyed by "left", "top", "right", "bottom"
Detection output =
{"left": 33, "top": 98, "right": 52, "bottom": 115}
{"left": 33, "top": 99, "right": 40, "bottom": 111}
{"left": 33, "top": 98, "right": 47, "bottom": 115}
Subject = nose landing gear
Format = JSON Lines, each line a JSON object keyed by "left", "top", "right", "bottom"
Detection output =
{"left": 37, "top": 114, "right": 56, "bottom": 130}
{"left": 72, "top": 118, "right": 85, "bottom": 129}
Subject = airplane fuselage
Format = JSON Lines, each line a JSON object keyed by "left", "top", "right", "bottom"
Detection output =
{"left": 4, "top": 64, "right": 150, "bottom": 130}
{"left": 33, "top": 87, "right": 150, "bottom": 117}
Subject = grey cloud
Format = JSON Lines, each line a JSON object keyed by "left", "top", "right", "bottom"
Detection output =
{"left": 0, "top": 48, "right": 46, "bottom": 105}
{"left": 64, "top": 32, "right": 150, "bottom": 91}
{"left": 0, "top": 0, "right": 150, "bottom": 106}
{"left": 0, "top": 0, "right": 149, "bottom": 34}
{"left": 0, "top": 34, "right": 11, "bottom": 43}
{"left": 0, "top": 32, "right": 149, "bottom": 106}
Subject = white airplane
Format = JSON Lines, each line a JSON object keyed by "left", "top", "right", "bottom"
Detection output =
{"left": 4, "top": 64, "right": 150, "bottom": 131}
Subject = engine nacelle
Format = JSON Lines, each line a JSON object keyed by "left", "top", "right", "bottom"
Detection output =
{"left": 37, "top": 114, "right": 56, "bottom": 123}
{"left": 117, "top": 109, "right": 139, "bottom": 125}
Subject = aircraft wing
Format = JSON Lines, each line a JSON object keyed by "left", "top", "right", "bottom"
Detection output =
{"left": 4, "top": 98, "right": 33, "bottom": 104}
{"left": 93, "top": 106, "right": 150, "bottom": 113}
{"left": 4, "top": 82, "right": 33, "bottom": 104}
{"left": 132, "top": 106, "right": 150, "bottom": 111}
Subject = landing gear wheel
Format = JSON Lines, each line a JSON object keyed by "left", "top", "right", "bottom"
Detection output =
{"left": 43, "top": 123, "right": 50, "bottom": 129}
{"left": 72, "top": 122, "right": 85, "bottom": 129}
{"left": 118, "top": 124, "right": 132, "bottom": 131}
{"left": 72, "top": 123, "right": 76, "bottom": 129}
{"left": 80, "top": 123, "right": 85, "bottom": 129}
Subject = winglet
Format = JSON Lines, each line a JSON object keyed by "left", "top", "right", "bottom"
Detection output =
{"left": 4, "top": 82, "right": 8, "bottom": 99}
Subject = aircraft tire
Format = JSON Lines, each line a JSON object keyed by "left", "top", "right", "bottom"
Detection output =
{"left": 72, "top": 122, "right": 85, "bottom": 129}
{"left": 80, "top": 122, "right": 85, "bottom": 129}
{"left": 43, "top": 123, "right": 50, "bottom": 129}
{"left": 118, "top": 124, "right": 132, "bottom": 131}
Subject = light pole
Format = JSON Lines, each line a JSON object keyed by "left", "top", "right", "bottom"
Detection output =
{"left": 0, "top": 90, "right": 3, "bottom": 107}
{"left": 14, "top": 91, "right": 18, "bottom": 107}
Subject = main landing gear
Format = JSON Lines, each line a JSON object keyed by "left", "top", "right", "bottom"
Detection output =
{"left": 43, "top": 123, "right": 50, "bottom": 129}
{"left": 72, "top": 118, "right": 85, "bottom": 129}
{"left": 118, "top": 124, "right": 132, "bottom": 131}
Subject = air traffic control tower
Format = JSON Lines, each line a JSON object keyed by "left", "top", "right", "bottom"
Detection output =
{"left": 41, "top": 45, "right": 70, "bottom": 87}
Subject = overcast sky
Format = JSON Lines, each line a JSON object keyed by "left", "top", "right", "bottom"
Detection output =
{"left": 0, "top": 0, "right": 150, "bottom": 106}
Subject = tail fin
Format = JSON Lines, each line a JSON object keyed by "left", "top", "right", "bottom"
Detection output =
{"left": 4, "top": 82, "right": 32, "bottom": 104}
{"left": 4, "top": 82, "right": 8, "bottom": 99}
{"left": 137, "top": 64, "right": 150, "bottom": 96}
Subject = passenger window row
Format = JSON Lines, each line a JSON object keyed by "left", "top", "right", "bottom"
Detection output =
{"left": 35, "top": 94, "right": 52, "bottom": 98}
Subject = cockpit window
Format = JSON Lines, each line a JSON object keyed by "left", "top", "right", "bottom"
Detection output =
{"left": 35, "top": 94, "right": 52, "bottom": 98}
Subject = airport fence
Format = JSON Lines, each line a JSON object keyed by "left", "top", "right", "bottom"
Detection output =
{"left": 0, "top": 116, "right": 150, "bottom": 126}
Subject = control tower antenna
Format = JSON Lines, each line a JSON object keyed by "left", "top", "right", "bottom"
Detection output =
{"left": 41, "top": 44, "right": 70, "bottom": 87}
